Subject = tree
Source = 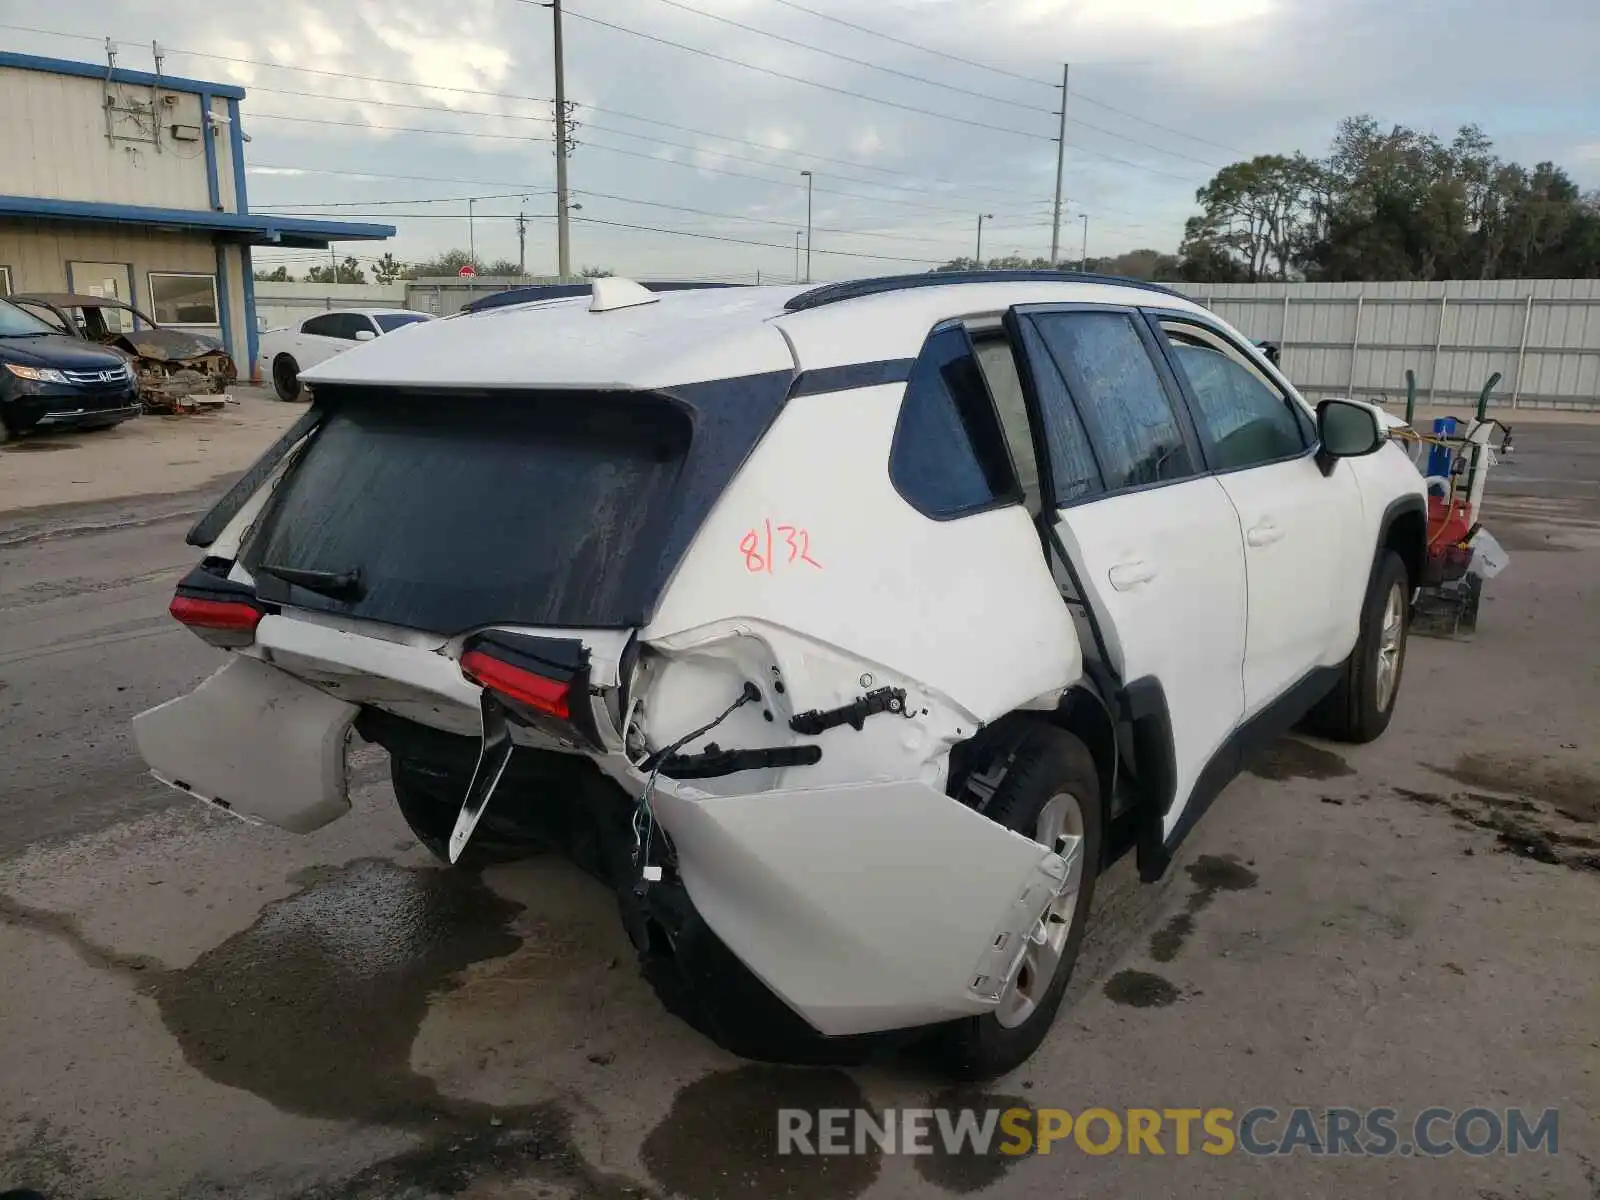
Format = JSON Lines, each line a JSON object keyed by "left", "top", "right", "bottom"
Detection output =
{"left": 1179, "top": 154, "right": 1322, "bottom": 282}
{"left": 371, "top": 252, "right": 405, "bottom": 284}
{"left": 253, "top": 265, "right": 291, "bottom": 282}
{"left": 305, "top": 256, "right": 367, "bottom": 284}
{"left": 581, "top": 265, "right": 614, "bottom": 278}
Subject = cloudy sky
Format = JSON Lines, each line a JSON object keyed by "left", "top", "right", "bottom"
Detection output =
{"left": 5, "top": 0, "right": 1595, "bottom": 281}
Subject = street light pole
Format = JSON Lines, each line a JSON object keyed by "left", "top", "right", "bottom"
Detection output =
{"left": 794, "top": 230, "right": 803, "bottom": 283}
{"left": 468, "top": 197, "right": 477, "bottom": 269}
{"left": 976, "top": 213, "right": 994, "bottom": 266}
{"left": 549, "top": 0, "right": 572, "bottom": 282}
{"left": 1050, "top": 62, "right": 1069, "bottom": 266}
{"left": 1080, "top": 213, "right": 1089, "bottom": 271}
{"left": 800, "top": 170, "right": 813, "bottom": 283}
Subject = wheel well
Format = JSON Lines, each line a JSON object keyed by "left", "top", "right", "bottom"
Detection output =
{"left": 946, "top": 688, "right": 1118, "bottom": 854}
{"left": 1384, "top": 506, "right": 1427, "bottom": 587}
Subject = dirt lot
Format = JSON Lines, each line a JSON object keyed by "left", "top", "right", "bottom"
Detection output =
{"left": 0, "top": 421, "right": 1596, "bottom": 1199}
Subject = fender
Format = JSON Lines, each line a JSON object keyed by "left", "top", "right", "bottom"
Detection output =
{"left": 1374, "top": 492, "right": 1429, "bottom": 592}
{"left": 1121, "top": 676, "right": 1179, "bottom": 882}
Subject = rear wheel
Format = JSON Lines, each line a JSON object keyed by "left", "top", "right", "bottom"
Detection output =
{"left": 939, "top": 722, "right": 1103, "bottom": 1079}
{"left": 389, "top": 756, "right": 543, "bottom": 871}
{"left": 271, "top": 353, "right": 302, "bottom": 402}
{"left": 1303, "top": 550, "right": 1410, "bottom": 743}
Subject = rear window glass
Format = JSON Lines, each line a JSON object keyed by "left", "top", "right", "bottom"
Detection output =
{"left": 246, "top": 389, "right": 702, "bottom": 633}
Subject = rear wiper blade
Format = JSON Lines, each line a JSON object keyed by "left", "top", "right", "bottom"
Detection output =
{"left": 257, "top": 563, "right": 364, "bottom": 600}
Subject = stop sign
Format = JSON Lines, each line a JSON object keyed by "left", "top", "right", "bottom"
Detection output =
{"left": 458, "top": 264, "right": 477, "bottom": 278}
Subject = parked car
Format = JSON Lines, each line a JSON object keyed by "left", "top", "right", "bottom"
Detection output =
{"left": 10, "top": 292, "right": 235, "bottom": 411}
{"left": 258, "top": 308, "right": 433, "bottom": 401}
{"left": 0, "top": 296, "right": 141, "bottom": 441}
{"left": 134, "top": 272, "right": 1427, "bottom": 1077}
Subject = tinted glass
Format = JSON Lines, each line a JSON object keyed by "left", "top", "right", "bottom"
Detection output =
{"left": 1167, "top": 336, "right": 1305, "bottom": 469}
{"left": 374, "top": 313, "right": 430, "bottom": 332}
{"left": 301, "top": 314, "right": 343, "bottom": 338}
{"left": 890, "top": 325, "right": 1016, "bottom": 519}
{"left": 243, "top": 376, "right": 790, "bottom": 632}
{"left": 1015, "top": 319, "right": 1103, "bottom": 505}
{"left": 1029, "top": 312, "right": 1194, "bottom": 491}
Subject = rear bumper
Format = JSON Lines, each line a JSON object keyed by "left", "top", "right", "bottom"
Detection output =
{"left": 133, "top": 648, "right": 1069, "bottom": 1040}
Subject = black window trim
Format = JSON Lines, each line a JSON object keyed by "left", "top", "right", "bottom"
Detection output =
{"left": 1139, "top": 307, "right": 1320, "bottom": 476}
{"left": 1006, "top": 301, "right": 1211, "bottom": 511}
{"left": 888, "top": 319, "right": 1026, "bottom": 523}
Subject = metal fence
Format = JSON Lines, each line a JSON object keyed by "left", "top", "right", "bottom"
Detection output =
{"left": 1177, "top": 279, "right": 1600, "bottom": 411}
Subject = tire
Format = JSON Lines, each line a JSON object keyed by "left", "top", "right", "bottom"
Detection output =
{"left": 271, "top": 353, "right": 302, "bottom": 402}
{"left": 389, "top": 756, "right": 543, "bottom": 871}
{"left": 1303, "top": 550, "right": 1410, "bottom": 743}
{"left": 938, "top": 722, "right": 1104, "bottom": 1079}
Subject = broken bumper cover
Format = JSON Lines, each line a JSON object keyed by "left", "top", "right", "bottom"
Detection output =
{"left": 649, "top": 779, "right": 1071, "bottom": 1037}
{"left": 132, "top": 653, "right": 1071, "bottom": 1040}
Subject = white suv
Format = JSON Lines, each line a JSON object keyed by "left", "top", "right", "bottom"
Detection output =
{"left": 135, "top": 272, "right": 1428, "bottom": 1077}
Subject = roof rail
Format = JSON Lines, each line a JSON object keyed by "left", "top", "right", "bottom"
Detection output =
{"left": 782, "top": 270, "right": 1183, "bottom": 313}
{"left": 462, "top": 279, "right": 740, "bottom": 315}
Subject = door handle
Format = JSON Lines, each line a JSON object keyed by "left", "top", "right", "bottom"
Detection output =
{"left": 1108, "top": 559, "right": 1157, "bottom": 591}
{"left": 1247, "top": 521, "right": 1285, "bottom": 547}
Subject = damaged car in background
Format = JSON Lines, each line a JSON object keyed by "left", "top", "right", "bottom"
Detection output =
{"left": 132, "top": 272, "right": 1429, "bottom": 1077}
{"left": 11, "top": 292, "right": 235, "bottom": 411}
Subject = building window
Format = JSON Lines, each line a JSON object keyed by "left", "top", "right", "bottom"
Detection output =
{"left": 0, "top": 266, "right": 11, "bottom": 296}
{"left": 147, "top": 272, "right": 219, "bottom": 326}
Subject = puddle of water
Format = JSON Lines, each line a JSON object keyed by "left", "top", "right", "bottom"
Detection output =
{"left": 146, "top": 859, "right": 527, "bottom": 1127}
{"left": 913, "top": 1087, "right": 1031, "bottom": 1194}
{"left": 641, "top": 1064, "right": 880, "bottom": 1200}
{"left": 1, "top": 860, "right": 649, "bottom": 1197}
{"left": 1246, "top": 739, "right": 1355, "bottom": 783}
{"left": 1103, "top": 969, "right": 1178, "bottom": 1008}
{"left": 1429, "top": 752, "right": 1600, "bottom": 824}
{"left": 1148, "top": 855, "right": 1259, "bottom": 963}
{"left": 1393, "top": 787, "right": 1600, "bottom": 874}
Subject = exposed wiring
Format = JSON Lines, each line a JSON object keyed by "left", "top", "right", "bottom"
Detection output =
{"left": 632, "top": 682, "right": 762, "bottom": 889}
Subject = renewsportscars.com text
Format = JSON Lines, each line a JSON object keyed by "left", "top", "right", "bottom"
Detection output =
{"left": 778, "top": 1106, "right": 1559, "bottom": 1158}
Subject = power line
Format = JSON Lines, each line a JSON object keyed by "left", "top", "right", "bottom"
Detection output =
{"left": 249, "top": 111, "right": 553, "bottom": 144}
{"left": 634, "top": 0, "right": 1055, "bottom": 115}
{"left": 750, "top": 3, "right": 1245, "bottom": 157}
{"left": 550, "top": 5, "right": 1055, "bottom": 141}
{"left": 572, "top": 213, "right": 943, "bottom": 264}
{"left": 757, "top": 0, "right": 1056, "bottom": 88}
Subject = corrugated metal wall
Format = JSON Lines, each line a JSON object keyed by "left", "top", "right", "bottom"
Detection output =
{"left": 1177, "top": 279, "right": 1600, "bottom": 410}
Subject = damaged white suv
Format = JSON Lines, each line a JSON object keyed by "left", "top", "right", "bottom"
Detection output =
{"left": 135, "top": 272, "right": 1427, "bottom": 1077}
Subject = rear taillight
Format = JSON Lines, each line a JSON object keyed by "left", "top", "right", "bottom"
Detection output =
{"left": 169, "top": 564, "right": 265, "bottom": 648}
{"left": 461, "top": 649, "right": 571, "bottom": 718}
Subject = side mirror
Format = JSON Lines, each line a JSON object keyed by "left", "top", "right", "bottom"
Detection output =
{"left": 1316, "top": 399, "right": 1385, "bottom": 472}
{"left": 354, "top": 329, "right": 377, "bottom": 342}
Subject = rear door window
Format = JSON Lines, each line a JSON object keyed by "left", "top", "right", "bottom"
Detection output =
{"left": 302, "top": 314, "right": 347, "bottom": 338}
{"left": 1024, "top": 310, "right": 1196, "bottom": 493}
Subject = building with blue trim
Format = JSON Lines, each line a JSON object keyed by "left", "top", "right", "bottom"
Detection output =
{"left": 0, "top": 51, "right": 394, "bottom": 380}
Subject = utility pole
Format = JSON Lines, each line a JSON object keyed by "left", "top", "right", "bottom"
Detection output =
{"left": 1050, "top": 62, "right": 1069, "bottom": 267}
{"left": 800, "top": 171, "right": 813, "bottom": 283}
{"left": 794, "top": 231, "right": 803, "bottom": 283}
{"left": 549, "top": 0, "right": 572, "bottom": 282}
{"left": 1080, "top": 213, "right": 1089, "bottom": 271}
{"left": 468, "top": 197, "right": 477, "bottom": 269}
{"left": 976, "top": 213, "right": 994, "bottom": 266}
{"left": 517, "top": 209, "right": 527, "bottom": 275}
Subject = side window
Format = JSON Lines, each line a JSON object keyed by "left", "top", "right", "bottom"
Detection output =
{"left": 1162, "top": 322, "right": 1307, "bottom": 470}
{"left": 1028, "top": 311, "right": 1195, "bottom": 491}
{"left": 890, "top": 324, "right": 1019, "bottom": 520}
{"left": 970, "top": 332, "right": 1042, "bottom": 515}
{"left": 16, "top": 302, "right": 69, "bottom": 333}
{"left": 1014, "top": 319, "right": 1103, "bottom": 505}
{"left": 301, "top": 314, "right": 341, "bottom": 338}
